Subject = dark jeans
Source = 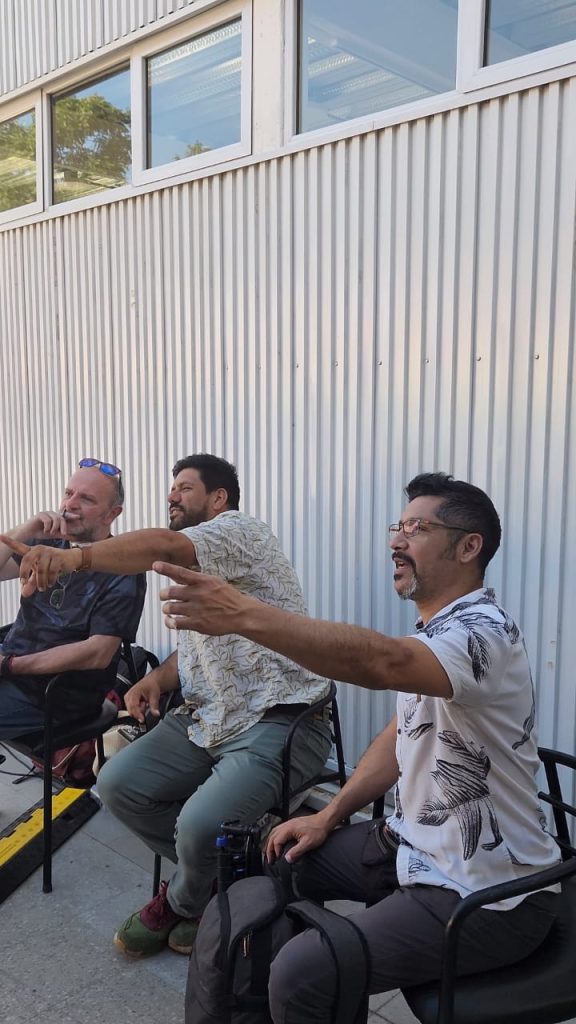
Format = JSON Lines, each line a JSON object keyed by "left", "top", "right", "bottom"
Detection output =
{"left": 268, "top": 820, "right": 558, "bottom": 1024}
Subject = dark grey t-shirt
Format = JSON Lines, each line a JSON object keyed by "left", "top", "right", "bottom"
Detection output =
{"left": 2, "top": 539, "right": 147, "bottom": 718}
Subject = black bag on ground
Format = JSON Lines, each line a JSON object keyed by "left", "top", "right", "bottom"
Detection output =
{"left": 185, "top": 873, "right": 370, "bottom": 1024}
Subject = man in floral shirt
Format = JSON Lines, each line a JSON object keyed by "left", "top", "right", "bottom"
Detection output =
{"left": 153, "top": 472, "right": 560, "bottom": 1024}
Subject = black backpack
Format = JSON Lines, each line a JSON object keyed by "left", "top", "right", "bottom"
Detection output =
{"left": 185, "top": 872, "right": 370, "bottom": 1024}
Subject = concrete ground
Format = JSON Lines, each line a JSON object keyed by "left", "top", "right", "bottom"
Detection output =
{"left": 0, "top": 746, "right": 418, "bottom": 1024}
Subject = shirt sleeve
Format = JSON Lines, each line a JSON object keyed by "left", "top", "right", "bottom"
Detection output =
{"left": 182, "top": 515, "right": 271, "bottom": 580}
{"left": 413, "top": 610, "right": 514, "bottom": 706}
{"left": 88, "top": 572, "right": 147, "bottom": 641}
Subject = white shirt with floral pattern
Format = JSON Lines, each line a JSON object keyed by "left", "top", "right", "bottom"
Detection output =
{"left": 175, "top": 511, "right": 329, "bottom": 747}
{"left": 386, "top": 588, "right": 560, "bottom": 910}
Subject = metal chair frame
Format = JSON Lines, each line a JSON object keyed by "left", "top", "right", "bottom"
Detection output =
{"left": 5, "top": 639, "right": 141, "bottom": 892}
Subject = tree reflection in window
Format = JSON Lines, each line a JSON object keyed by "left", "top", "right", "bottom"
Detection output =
{"left": 52, "top": 67, "right": 131, "bottom": 205}
{"left": 0, "top": 111, "right": 36, "bottom": 213}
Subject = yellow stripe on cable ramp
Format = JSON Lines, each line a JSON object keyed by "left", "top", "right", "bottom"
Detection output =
{"left": 0, "top": 787, "right": 86, "bottom": 865}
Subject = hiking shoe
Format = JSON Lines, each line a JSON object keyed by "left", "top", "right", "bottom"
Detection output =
{"left": 168, "top": 916, "right": 201, "bottom": 955}
{"left": 114, "top": 882, "right": 182, "bottom": 957}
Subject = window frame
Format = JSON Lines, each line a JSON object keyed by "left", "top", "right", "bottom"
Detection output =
{"left": 0, "top": 94, "right": 43, "bottom": 225}
{"left": 131, "top": 0, "right": 252, "bottom": 188}
{"left": 287, "top": 0, "right": 576, "bottom": 145}
{"left": 47, "top": 61, "right": 132, "bottom": 210}
{"left": 458, "top": 0, "right": 576, "bottom": 93}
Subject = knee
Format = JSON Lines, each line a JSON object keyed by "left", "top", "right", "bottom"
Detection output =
{"left": 269, "top": 932, "right": 336, "bottom": 1023}
{"left": 96, "top": 754, "right": 130, "bottom": 810}
{"left": 174, "top": 804, "right": 220, "bottom": 865}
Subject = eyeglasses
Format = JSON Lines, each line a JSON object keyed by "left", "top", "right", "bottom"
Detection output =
{"left": 388, "top": 518, "right": 470, "bottom": 538}
{"left": 49, "top": 571, "right": 72, "bottom": 610}
{"left": 79, "top": 458, "right": 122, "bottom": 477}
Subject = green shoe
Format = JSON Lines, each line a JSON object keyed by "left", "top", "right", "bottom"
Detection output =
{"left": 114, "top": 881, "right": 182, "bottom": 958}
{"left": 168, "top": 915, "right": 201, "bottom": 955}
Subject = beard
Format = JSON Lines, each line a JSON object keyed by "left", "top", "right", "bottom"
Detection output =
{"left": 168, "top": 504, "right": 210, "bottom": 531}
{"left": 397, "top": 570, "right": 419, "bottom": 601}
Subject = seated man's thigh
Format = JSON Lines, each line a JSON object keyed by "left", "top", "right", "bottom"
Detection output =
{"left": 97, "top": 712, "right": 213, "bottom": 805}
{"left": 174, "top": 715, "right": 329, "bottom": 861}
{"left": 269, "top": 886, "right": 461, "bottom": 1023}
{"left": 175, "top": 722, "right": 291, "bottom": 853}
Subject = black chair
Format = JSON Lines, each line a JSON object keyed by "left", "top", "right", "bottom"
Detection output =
{"left": 398, "top": 746, "right": 576, "bottom": 1024}
{"left": 152, "top": 680, "right": 348, "bottom": 895}
{"left": 5, "top": 639, "right": 142, "bottom": 893}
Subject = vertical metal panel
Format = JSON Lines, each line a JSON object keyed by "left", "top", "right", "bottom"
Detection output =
{"left": 0, "top": 0, "right": 201, "bottom": 89}
{"left": 1, "top": 80, "right": 576, "bottom": 767}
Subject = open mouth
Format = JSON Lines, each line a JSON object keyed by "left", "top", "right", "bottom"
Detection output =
{"left": 392, "top": 556, "right": 414, "bottom": 579}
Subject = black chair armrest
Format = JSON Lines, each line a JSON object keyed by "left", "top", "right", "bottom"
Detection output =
{"left": 435, "top": 856, "right": 576, "bottom": 1024}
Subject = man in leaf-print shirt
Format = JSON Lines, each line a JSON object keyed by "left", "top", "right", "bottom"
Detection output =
{"left": 153, "top": 472, "right": 561, "bottom": 1024}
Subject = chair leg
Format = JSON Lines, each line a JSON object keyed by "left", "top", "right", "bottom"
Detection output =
{"left": 42, "top": 711, "right": 54, "bottom": 894}
{"left": 95, "top": 733, "right": 106, "bottom": 771}
{"left": 152, "top": 853, "right": 162, "bottom": 896}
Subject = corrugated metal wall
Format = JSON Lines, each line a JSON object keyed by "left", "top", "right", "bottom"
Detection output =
{"left": 1, "top": 13, "right": 575, "bottom": 764}
{"left": 0, "top": 0, "right": 199, "bottom": 91}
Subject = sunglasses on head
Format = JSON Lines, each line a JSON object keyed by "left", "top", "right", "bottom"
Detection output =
{"left": 78, "top": 458, "right": 122, "bottom": 477}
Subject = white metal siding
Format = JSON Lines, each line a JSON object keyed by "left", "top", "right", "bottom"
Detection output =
{"left": 0, "top": 0, "right": 201, "bottom": 89}
{"left": 1, "top": 80, "right": 575, "bottom": 766}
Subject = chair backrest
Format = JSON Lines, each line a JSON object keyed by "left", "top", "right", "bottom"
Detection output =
{"left": 270, "top": 681, "right": 348, "bottom": 821}
{"left": 538, "top": 746, "right": 576, "bottom": 857}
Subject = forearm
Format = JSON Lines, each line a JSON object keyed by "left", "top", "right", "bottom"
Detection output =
{"left": 148, "top": 651, "right": 181, "bottom": 692}
{"left": 318, "top": 717, "right": 399, "bottom": 827}
{"left": 73, "top": 529, "right": 197, "bottom": 576}
{"left": 2, "top": 635, "right": 120, "bottom": 676}
{"left": 237, "top": 602, "right": 402, "bottom": 691}
{"left": 3, "top": 528, "right": 199, "bottom": 594}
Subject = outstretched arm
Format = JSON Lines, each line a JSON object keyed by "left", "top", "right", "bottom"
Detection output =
{"left": 154, "top": 562, "right": 452, "bottom": 698}
{"left": 0, "top": 529, "right": 198, "bottom": 595}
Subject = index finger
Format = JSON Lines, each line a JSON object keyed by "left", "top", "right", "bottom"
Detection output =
{"left": 152, "top": 561, "right": 201, "bottom": 585}
{"left": 0, "top": 535, "right": 30, "bottom": 557}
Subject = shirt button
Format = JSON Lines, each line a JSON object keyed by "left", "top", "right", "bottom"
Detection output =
{"left": 397, "top": 728, "right": 401, "bottom": 735}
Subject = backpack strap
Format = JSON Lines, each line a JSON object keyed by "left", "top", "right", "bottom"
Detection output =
{"left": 286, "top": 900, "right": 370, "bottom": 1024}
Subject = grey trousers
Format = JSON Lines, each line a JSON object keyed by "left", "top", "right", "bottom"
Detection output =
{"left": 268, "top": 820, "right": 559, "bottom": 1024}
{"left": 96, "top": 708, "right": 331, "bottom": 917}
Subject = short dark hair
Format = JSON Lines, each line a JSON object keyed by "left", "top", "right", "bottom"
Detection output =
{"left": 172, "top": 454, "right": 240, "bottom": 510}
{"left": 405, "top": 472, "right": 501, "bottom": 573}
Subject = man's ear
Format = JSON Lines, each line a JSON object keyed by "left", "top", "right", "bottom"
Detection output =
{"left": 459, "top": 532, "right": 484, "bottom": 565}
{"left": 211, "top": 488, "right": 229, "bottom": 512}
{"left": 107, "top": 505, "right": 123, "bottom": 526}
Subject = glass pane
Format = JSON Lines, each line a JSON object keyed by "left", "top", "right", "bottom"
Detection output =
{"left": 485, "top": 0, "right": 576, "bottom": 66}
{"left": 147, "top": 19, "right": 242, "bottom": 168}
{"left": 299, "top": 0, "right": 458, "bottom": 133}
{"left": 52, "top": 67, "right": 131, "bottom": 205}
{"left": 0, "top": 111, "right": 36, "bottom": 213}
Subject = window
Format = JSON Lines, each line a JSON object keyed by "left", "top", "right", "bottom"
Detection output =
{"left": 0, "top": 110, "right": 37, "bottom": 213}
{"left": 298, "top": 0, "right": 458, "bottom": 133}
{"left": 51, "top": 66, "right": 131, "bottom": 205}
{"left": 147, "top": 19, "right": 242, "bottom": 169}
{"left": 484, "top": 0, "right": 576, "bottom": 67}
